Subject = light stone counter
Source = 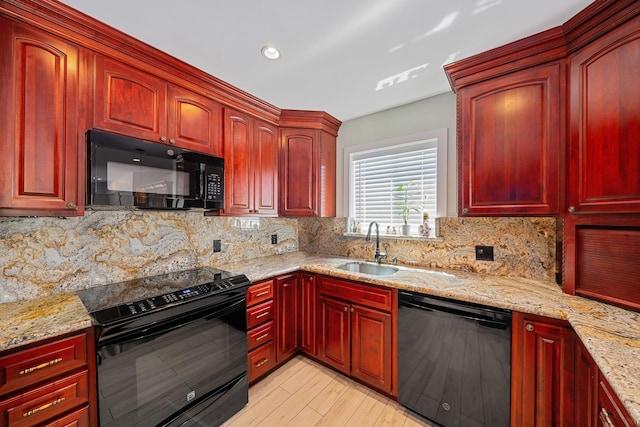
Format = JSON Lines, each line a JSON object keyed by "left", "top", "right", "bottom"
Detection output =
{"left": 0, "top": 251, "right": 637, "bottom": 424}
{"left": 0, "top": 292, "right": 92, "bottom": 352}
{"left": 218, "top": 252, "right": 640, "bottom": 425}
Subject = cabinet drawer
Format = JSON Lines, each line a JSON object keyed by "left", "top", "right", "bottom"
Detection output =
{"left": 247, "top": 280, "right": 274, "bottom": 307}
{"left": 246, "top": 300, "right": 274, "bottom": 329}
{"left": 247, "top": 321, "right": 274, "bottom": 351}
{"left": 248, "top": 342, "right": 275, "bottom": 383}
{"left": 43, "top": 404, "right": 89, "bottom": 427}
{"left": 319, "top": 276, "right": 393, "bottom": 311}
{"left": 0, "top": 370, "right": 89, "bottom": 427}
{"left": 598, "top": 377, "right": 634, "bottom": 427}
{"left": 0, "top": 333, "right": 88, "bottom": 396}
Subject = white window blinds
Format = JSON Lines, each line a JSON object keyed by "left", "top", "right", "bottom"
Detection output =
{"left": 350, "top": 139, "right": 438, "bottom": 233}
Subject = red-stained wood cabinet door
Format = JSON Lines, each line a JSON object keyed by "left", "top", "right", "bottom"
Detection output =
{"left": 94, "top": 55, "right": 167, "bottom": 143}
{"left": 275, "top": 273, "right": 300, "bottom": 363}
{"left": 224, "top": 109, "right": 253, "bottom": 215}
{"left": 568, "top": 15, "right": 640, "bottom": 215}
{"left": 575, "top": 335, "right": 599, "bottom": 427}
{"left": 279, "top": 128, "right": 317, "bottom": 216}
{"left": 300, "top": 273, "right": 317, "bottom": 356}
{"left": 0, "top": 18, "right": 85, "bottom": 216}
{"left": 318, "top": 296, "right": 350, "bottom": 375}
{"left": 511, "top": 312, "right": 575, "bottom": 427}
{"left": 167, "top": 85, "right": 222, "bottom": 156}
{"left": 253, "top": 120, "right": 278, "bottom": 215}
{"left": 350, "top": 303, "right": 392, "bottom": 394}
{"left": 457, "top": 61, "right": 563, "bottom": 216}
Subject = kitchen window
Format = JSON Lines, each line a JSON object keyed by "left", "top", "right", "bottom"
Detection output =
{"left": 344, "top": 129, "right": 447, "bottom": 237}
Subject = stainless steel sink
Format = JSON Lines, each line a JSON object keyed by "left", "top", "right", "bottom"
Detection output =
{"left": 336, "top": 262, "right": 398, "bottom": 276}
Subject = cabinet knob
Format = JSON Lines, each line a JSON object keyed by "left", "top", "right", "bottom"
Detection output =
{"left": 568, "top": 206, "right": 576, "bottom": 213}
{"left": 462, "top": 208, "right": 469, "bottom": 214}
{"left": 343, "top": 306, "right": 348, "bottom": 312}
{"left": 309, "top": 276, "right": 314, "bottom": 281}
{"left": 350, "top": 307, "right": 354, "bottom": 313}
{"left": 160, "top": 136, "right": 167, "bottom": 142}
{"left": 169, "top": 138, "right": 176, "bottom": 145}
{"left": 525, "top": 324, "right": 534, "bottom": 332}
{"left": 66, "top": 202, "right": 77, "bottom": 210}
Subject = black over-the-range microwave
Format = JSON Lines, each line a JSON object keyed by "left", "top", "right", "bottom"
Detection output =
{"left": 87, "top": 129, "right": 224, "bottom": 211}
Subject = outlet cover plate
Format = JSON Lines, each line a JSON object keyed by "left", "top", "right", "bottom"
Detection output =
{"left": 271, "top": 234, "right": 278, "bottom": 244}
{"left": 213, "top": 240, "right": 221, "bottom": 253}
{"left": 475, "top": 245, "right": 494, "bottom": 261}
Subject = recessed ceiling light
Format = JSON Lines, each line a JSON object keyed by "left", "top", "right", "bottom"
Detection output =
{"left": 261, "top": 45, "right": 281, "bottom": 60}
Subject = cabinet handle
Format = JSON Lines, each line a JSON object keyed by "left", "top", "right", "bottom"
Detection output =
{"left": 23, "top": 397, "right": 65, "bottom": 418}
{"left": 525, "top": 324, "right": 534, "bottom": 332}
{"left": 600, "top": 408, "right": 615, "bottom": 427}
{"left": 160, "top": 136, "right": 167, "bottom": 142}
{"left": 256, "top": 312, "right": 269, "bottom": 319}
{"left": 255, "top": 358, "right": 269, "bottom": 367}
{"left": 255, "top": 291, "right": 270, "bottom": 297}
{"left": 568, "top": 206, "right": 576, "bottom": 213}
{"left": 169, "top": 138, "right": 176, "bottom": 145}
{"left": 256, "top": 333, "right": 269, "bottom": 342}
{"left": 66, "top": 202, "right": 77, "bottom": 210}
{"left": 19, "top": 357, "right": 63, "bottom": 375}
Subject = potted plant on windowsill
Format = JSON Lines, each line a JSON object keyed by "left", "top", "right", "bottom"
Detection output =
{"left": 395, "top": 181, "right": 421, "bottom": 236}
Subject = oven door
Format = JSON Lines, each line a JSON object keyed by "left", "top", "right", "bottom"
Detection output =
{"left": 96, "top": 296, "right": 248, "bottom": 427}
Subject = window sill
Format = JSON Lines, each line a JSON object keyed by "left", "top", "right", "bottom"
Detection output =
{"left": 343, "top": 232, "right": 444, "bottom": 242}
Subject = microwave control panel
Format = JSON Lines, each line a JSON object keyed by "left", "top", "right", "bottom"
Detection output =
{"left": 204, "top": 166, "right": 223, "bottom": 201}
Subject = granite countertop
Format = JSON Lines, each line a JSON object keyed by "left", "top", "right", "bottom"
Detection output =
{"left": 0, "top": 251, "right": 638, "bottom": 424}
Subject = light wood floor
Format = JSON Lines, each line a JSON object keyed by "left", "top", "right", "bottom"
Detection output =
{"left": 222, "top": 355, "right": 432, "bottom": 427}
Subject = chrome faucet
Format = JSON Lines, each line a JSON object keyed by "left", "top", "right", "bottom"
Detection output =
{"left": 366, "top": 221, "right": 387, "bottom": 263}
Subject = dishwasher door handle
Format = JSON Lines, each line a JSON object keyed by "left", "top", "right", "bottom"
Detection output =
{"left": 400, "top": 300, "right": 511, "bottom": 329}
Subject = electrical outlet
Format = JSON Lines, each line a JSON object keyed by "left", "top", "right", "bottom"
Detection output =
{"left": 475, "top": 245, "right": 494, "bottom": 261}
{"left": 213, "top": 240, "right": 221, "bottom": 253}
{"left": 271, "top": 234, "right": 278, "bottom": 244}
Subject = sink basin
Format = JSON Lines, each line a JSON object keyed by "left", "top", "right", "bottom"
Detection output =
{"left": 336, "top": 262, "right": 398, "bottom": 276}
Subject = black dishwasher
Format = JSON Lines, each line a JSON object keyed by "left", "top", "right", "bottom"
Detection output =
{"left": 398, "top": 290, "right": 512, "bottom": 427}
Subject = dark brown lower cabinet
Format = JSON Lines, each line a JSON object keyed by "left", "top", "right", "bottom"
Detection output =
{"left": 317, "top": 276, "right": 395, "bottom": 395}
{"left": 511, "top": 312, "right": 575, "bottom": 427}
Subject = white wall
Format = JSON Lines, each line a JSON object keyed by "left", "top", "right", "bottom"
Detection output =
{"left": 336, "top": 91, "right": 457, "bottom": 217}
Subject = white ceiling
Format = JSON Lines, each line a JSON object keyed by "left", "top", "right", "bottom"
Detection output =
{"left": 59, "top": 0, "right": 593, "bottom": 121}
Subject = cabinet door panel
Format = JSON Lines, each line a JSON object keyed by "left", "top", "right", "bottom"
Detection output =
{"left": 511, "top": 313, "right": 574, "bottom": 427}
{"left": 254, "top": 121, "right": 278, "bottom": 215}
{"left": 0, "top": 20, "right": 82, "bottom": 213}
{"left": 167, "top": 85, "right": 221, "bottom": 155}
{"left": 224, "top": 109, "right": 253, "bottom": 215}
{"left": 280, "top": 129, "right": 316, "bottom": 216}
{"left": 318, "top": 296, "right": 350, "bottom": 374}
{"left": 459, "top": 62, "right": 562, "bottom": 215}
{"left": 94, "top": 56, "right": 166, "bottom": 141}
{"left": 568, "top": 16, "right": 640, "bottom": 213}
{"left": 575, "top": 336, "right": 598, "bottom": 427}
{"left": 300, "top": 274, "right": 317, "bottom": 356}
{"left": 276, "top": 274, "right": 300, "bottom": 363}
{"left": 351, "top": 304, "right": 392, "bottom": 394}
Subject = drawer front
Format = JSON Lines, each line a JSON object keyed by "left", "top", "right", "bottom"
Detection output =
{"left": 247, "top": 321, "right": 274, "bottom": 351}
{"left": 248, "top": 342, "right": 275, "bottom": 383}
{"left": 598, "top": 378, "right": 634, "bottom": 427}
{"left": 0, "top": 333, "right": 88, "bottom": 396}
{"left": 43, "top": 404, "right": 89, "bottom": 427}
{"left": 0, "top": 370, "right": 89, "bottom": 427}
{"left": 246, "top": 300, "right": 274, "bottom": 329}
{"left": 247, "top": 280, "right": 274, "bottom": 307}
{"left": 319, "top": 276, "right": 393, "bottom": 311}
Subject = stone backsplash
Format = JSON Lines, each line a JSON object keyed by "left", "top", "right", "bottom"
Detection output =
{"left": 0, "top": 211, "right": 298, "bottom": 303}
{"left": 299, "top": 217, "right": 558, "bottom": 282}
{"left": 0, "top": 213, "right": 558, "bottom": 302}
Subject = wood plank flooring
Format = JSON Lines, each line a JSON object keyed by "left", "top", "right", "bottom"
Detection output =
{"left": 223, "top": 355, "right": 432, "bottom": 427}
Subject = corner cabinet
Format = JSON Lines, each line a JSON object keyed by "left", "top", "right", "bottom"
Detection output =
{"left": 0, "top": 17, "right": 87, "bottom": 216}
{"left": 511, "top": 312, "right": 575, "bottom": 427}
{"left": 224, "top": 108, "right": 278, "bottom": 216}
{"left": 94, "top": 56, "right": 222, "bottom": 156}
{"left": 275, "top": 273, "right": 300, "bottom": 363}
{"left": 279, "top": 110, "right": 341, "bottom": 217}
{"left": 317, "top": 276, "right": 396, "bottom": 395}
{"left": 299, "top": 273, "right": 317, "bottom": 356}
{"left": 445, "top": 29, "right": 565, "bottom": 217}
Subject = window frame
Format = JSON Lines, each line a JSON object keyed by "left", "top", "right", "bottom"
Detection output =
{"left": 343, "top": 128, "right": 448, "bottom": 234}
